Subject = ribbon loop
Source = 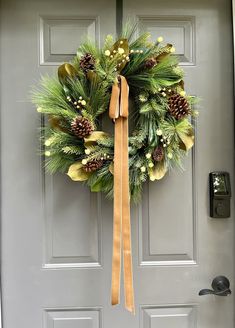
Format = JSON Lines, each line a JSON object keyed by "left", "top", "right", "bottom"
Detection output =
{"left": 109, "top": 82, "right": 120, "bottom": 120}
{"left": 109, "top": 76, "right": 135, "bottom": 314}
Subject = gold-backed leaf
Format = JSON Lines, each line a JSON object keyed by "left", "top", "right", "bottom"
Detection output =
{"left": 86, "top": 70, "right": 99, "bottom": 82}
{"left": 110, "top": 38, "right": 129, "bottom": 72}
{"left": 67, "top": 161, "right": 90, "bottom": 181}
{"left": 58, "top": 63, "right": 78, "bottom": 84}
{"left": 84, "top": 131, "right": 110, "bottom": 147}
{"left": 149, "top": 161, "right": 167, "bottom": 181}
{"left": 48, "top": 116, "right": 67, "bottom": 132}
{"left": 111, "top": 38, "right": 129, "bottom": 54}
{"left": 155, "top": 43, "right": 173, "bottom": 62}
{"left": 178, "top": 128, "right": 194, "bottom": 151}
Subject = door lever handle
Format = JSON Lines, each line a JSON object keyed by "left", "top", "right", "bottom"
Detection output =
{"left": 199, "top": 276, "right": 231, "bottom": 296}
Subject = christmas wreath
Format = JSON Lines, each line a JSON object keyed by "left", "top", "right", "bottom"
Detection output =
{"left": 33, "top": 27, "right": 199, "bottom": 313}
{"left": 33, "top": 30, "right": 198, "bottom": 202}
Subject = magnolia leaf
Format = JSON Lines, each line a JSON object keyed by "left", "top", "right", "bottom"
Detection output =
{"left": 178, "top": 128, "right": 194, "bottom": 151}
{"left": 109, "top": 162, "right": 114, "bottom": 175}
{"left": 87, "top": 70, "right": 99, "bottom": 82}
{"left": 58, "top": 63, "right": 78, "bottom": 85}
{"left": 48, "top": 116, "right": 67, "bottom": 132}
{"left": 67, "top": 162, "right": 90, "bottom": 181}
{"left": 111, "top": 38, "right": 129, "bottom": 54}
{"left": 155, "top": 44, "right": 173, "bottom": 62}
{"left": 149, "top": 161, "right": 167, "bottom": 181}
{"left": 110, "top": 38, "right": 129, "bottom": 72}
{"left": 84, "top": 131, "right": 110, "bottom": 147}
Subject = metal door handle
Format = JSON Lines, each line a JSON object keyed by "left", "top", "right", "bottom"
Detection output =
{"left": 199, "top": 276, "right": 231, "bottom": 296}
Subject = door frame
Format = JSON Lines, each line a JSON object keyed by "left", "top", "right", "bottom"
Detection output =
{"left": 0, "top": 0, "right": 234, "bottom": 327}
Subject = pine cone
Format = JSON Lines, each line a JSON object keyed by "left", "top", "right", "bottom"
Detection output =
{"left": 145, "top": 57, "right": 157, "bottom": 69}
{"left": 83, "top": 159, "right": 103, "bottom": 172}
{"left": 152, "top": 146, "right": 164, "bottom": 162}
{"left": 80, "top": 53, "right": 95, "bottom": 73}
{"left": 168, "top": 93, "right": 190, "bottom": 120}
{"left": 71, "top": 117, "right": 93, "bottom": 138}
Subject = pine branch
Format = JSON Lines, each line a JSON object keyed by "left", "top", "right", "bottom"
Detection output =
{"left": 61, "top": 145, "right": 83, "bottom": 155}
{"left": 38, "top": 107, "right": 76, "bottom": 121}
{"left": 43, "top": 128, "right": 83, "bottom": 149}
{"left": 129, "top": 31, "right": 151, "bottom": 49}
{"left": 32, "top": 76, "right": 73, "bottom": 111}
{"left": 86, "top": 146, "right": 113, "bottom": 161}
{"left": 97, "top": 137, "right": 114, "bottom": 148}
{"left": 67, "top": 77, "right": 89, "bottom": 101}
{"left": 45, "top": 153, "right": 75, "bottom": 174}
{"left": 120, "top": 20, "right": 138, "bottom": 42}
{"left": 77, "top": 39, "right": 100, "bottom": 59}
{"left": 103, "top": 34, "right": 114, "bottom": 50}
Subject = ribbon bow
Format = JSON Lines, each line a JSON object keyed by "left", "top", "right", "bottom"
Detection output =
{"left": 109, "top": 76, "right": 135, "bottom": 314}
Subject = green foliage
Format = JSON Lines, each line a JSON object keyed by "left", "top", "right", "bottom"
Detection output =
{"left": 77, "top": 39, "right": 100, "bottom": 59}
{"left": 97, "top": 137, "right": 114, "bottom": 148}
{"left": 87, "top": 163, "right": 113, "bottom": 197}
{"left": 33, "top": 25, "right": 199, "bottom": 202}
{"left": 152, "top": 56, "right": 183, "bottom": 82}
{"left": 45, "top": 153, "right": 75, "bottom": 174}
{"left": 120, "top": 21, "right": 138, "bottom": 42}
{"left": 139, "top": 96, "right": 167, "bottom": 117}
{"left": 86, "top": 146, "right": 113, "bottom": 162}
{"left": 43, "top": 128, "right": 83, "bottom": 148}
{"left": 67, "top": 77, "right": 89, "bottom": 101}
{"left": 126, "top": 54, "right": 183, "bottom": 92}
{"left": 32, "top": 76, "right": 72, "bottom": 112}
{"left": 39, "top": 107, "right": 76, "bottom": 121}
{"left": 61, "top": 145, "right": 84, "bottom": 155}
{"left": 87, "top": 75, "right": 110, "bottom": 117}
{"left": 104, "top": 34, "right": 114, "bottom": 50}
{"left": 160, "top": 118, "right": 192, "bottom": 142}
{"left": 129, "top": 32, "right": 151, "bottom": 50}
{"left": 123, "top": 48, "right": 153, "bottom": 76}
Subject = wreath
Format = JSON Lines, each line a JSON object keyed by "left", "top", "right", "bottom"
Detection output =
{"left": 33, "top": 27, "right": 199, "bottom": 313}
{"left": 33, "top": 30, "right": 198, "bottom": 203}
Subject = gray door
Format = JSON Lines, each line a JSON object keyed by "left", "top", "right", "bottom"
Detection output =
{"left": 0, "top": 0, "right": 234, "bottom": 327}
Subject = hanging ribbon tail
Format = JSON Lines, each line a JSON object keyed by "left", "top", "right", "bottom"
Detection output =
{"left": 110, "top": 82, "right": 122, "bottom": 307}
{"left": 109, "top": 76, "right": 135, "bottom": 314}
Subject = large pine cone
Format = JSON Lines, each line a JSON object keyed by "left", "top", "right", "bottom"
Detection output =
{"left": 152, "top": 146, "right": 164, "bottom": 162}
{"left": 83, "top": 159, "right": 103, "bottom": 172}
{"left": 168, "top": 93, "right": 189, "bottom": 120}
{"left": 71, "top": 117, "right": 93, "bottom": 138}
{"left": 79, "top": 53, "right": 95, "bottom": 73}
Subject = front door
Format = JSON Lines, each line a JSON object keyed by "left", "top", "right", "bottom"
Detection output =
{"left": 1, "top": 0, "right": 234, "bottom": 327}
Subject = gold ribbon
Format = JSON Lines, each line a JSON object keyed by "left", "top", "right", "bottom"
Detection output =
{"left": 109, "top": 76, "right": 135, "bottom": 314}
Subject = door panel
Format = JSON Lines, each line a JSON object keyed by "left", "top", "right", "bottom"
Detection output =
{"left": 124, "top": 0, "right": 234, "bottom": 327}
{"left": 138, "top": 15, "right": 196, "bottom": 265}
{"left": 0, "top": 0, "right": 234, "bottom": 327}
{"left": 0, "top": 0, "right": 115, "bottom": 327}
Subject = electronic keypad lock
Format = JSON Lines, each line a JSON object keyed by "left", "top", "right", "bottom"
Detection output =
{"left": 209, "top": 172, "right": 231, "bottom": 218}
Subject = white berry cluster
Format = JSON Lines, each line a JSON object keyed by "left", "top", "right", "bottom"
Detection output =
{"left": 156, "top": 129, "right": 173, "bottom": 159}
{"left": 67, "top": 95, "right": 86, "bottom": 109}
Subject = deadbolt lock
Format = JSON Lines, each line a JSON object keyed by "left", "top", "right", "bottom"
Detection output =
{"left": 209, "top": 172, "right": 231, "bottom": 218}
